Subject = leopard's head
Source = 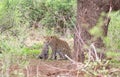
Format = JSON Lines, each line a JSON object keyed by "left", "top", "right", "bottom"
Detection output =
{"left": 43, "top": 36, "right": 57, "bottom": 45}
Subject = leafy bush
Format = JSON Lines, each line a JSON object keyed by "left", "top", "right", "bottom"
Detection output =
{"left": 0, "top": 0, "right": 76, "bottom": 34}
{"left": 0, "top": 0, "right": 23, "bottom": 32}
{"left": 89, "top": 11, "right": 120, "bottom": 51}
{"left": 107, "top": 11, "right": 120, "bottom": 50}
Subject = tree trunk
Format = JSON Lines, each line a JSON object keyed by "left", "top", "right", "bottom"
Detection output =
{"left": 74, "top": 0, "right": 120, "bottom": 62}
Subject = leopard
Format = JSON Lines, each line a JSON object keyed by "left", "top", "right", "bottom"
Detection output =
{"left": 44, "top": 36, "right": 72, "bottom": 60}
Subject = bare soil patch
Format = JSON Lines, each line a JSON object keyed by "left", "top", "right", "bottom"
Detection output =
{"left": 5, "top": 59, "right": 79, "bottom": 77}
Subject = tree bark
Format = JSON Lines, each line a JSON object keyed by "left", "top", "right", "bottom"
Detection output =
{"left": 74, "top": 0, "right": 120, "bottom": 62}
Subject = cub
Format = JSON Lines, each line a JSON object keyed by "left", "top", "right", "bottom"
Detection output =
{"left": 37, "top": 42, "right": 49, "bottom": 60}
{"left": 44, "top": 36, "right": 71, "bottom": 60}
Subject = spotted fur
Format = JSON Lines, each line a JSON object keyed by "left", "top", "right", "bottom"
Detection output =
{"left": 44, "top": 36, "right": 71, "bottom": 60}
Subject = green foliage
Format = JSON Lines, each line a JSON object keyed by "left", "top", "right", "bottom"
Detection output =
{"left": 89, "top": 26, "right": 102, "bottom": 37}
{"left": 42, "top": 0, "right": 76, "bottom": 28}
{"left": 90, "top": 11, "right": 120, "bottom": 51}
{"left": 106, "top": 51, "right": 120, "bottom": 57}
{"left": 0, "top": 32, "right": 29, "bottom": 77}
{"left": 0, "top": 0, "right": 76, "bottom": 33}
{"left": 89, "top": 14, "right": 106, "bottom": 37}
{"left": 103, "top": 37, "right": 111, "bottom": 47}
{"left": 22, "top": 43, "right": 43, "bottom": 55}
{"left": 0, "top": 0, "right": 22, "bottom": 32}
{"left": 22, "top": 47, "right": 40, "bottom": 55}
{"left": 107, "top": 11, "right": 120, "bottom": 50}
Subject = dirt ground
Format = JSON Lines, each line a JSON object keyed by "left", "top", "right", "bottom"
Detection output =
{"left": 1, "top": 57, "right": 120, "bottom": 77}
{"left": 3, "top": 59, "right": 82, "bottom": 77}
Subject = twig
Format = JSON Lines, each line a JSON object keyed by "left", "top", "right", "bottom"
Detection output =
{"left": 26, "top": 66, "right": 29, "bottom": 77}
{"left": 65, "top": 54, "right": 77, "bottom": 64}
{"left": 90, "top": 43, "right": 100, "bottom": 62}
{"left": 74, "top": 25, "right": 86, "bottom": 45}
{"left": 36, "top": 65, "right": 39, "bottom": 77}
{"left": 65, "top": 54, "right": 89, "bottom": 69}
